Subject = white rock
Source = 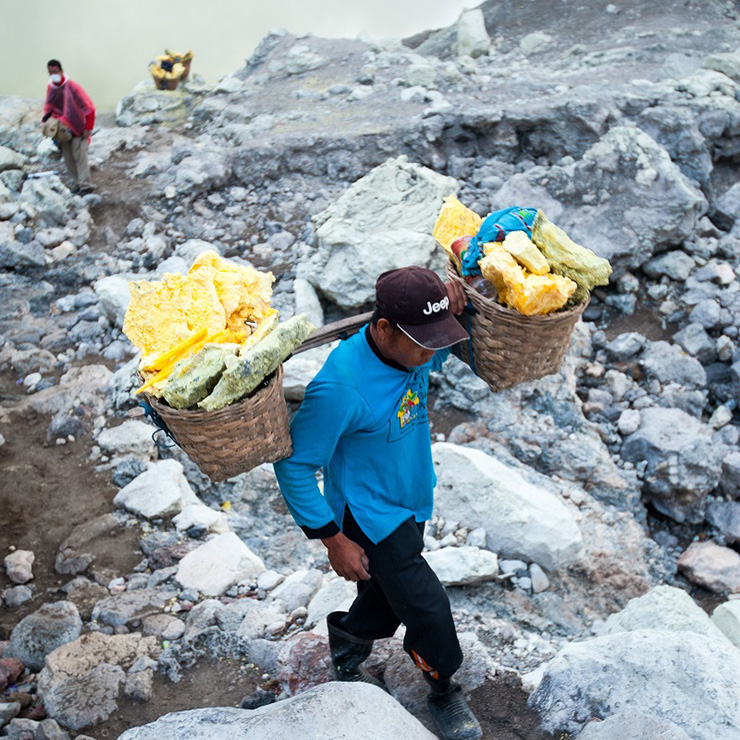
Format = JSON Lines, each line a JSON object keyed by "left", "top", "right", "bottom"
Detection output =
{"left": 4, "top": 549, "right": 34, "bottom": 584}
{"left": 529, "top": 629, "right": 740, "bottom": 740}
{"left": 267, "top": 569, "right": 323, "bottom": 612}
{"left": 292, "top": 277, "right": 324, "bottom": 328}
{"left": 94, "top": 275, "right": 132, "bottom": 328}
{"left": 617, "top": 408, "right": 641, "bottom": 436}
{"left": 423, "top": 546, "right": 498, "bottom": 586}
{"left": 603, "top": 585, "right": 729, "bottom": 642}
{"left": 298, "top": 156, "right": 457, "bottom": 310}
{"left": 257, "top": 570, "right": 285, "bottom": 591}
{"left": 678, "top": 541, "right": 740, "bottom": 593}
{"left": 456, "top": 8, "right": 490, "bottom": 58}
{"left": 529, "top": 564, "right": 549, "bottom": 593}
{"left": 113, "top": 460, "right": 200, "bottom": 519}
{"left": 711, "top": 600, "right": 740, "bottom": 649}
{"left": 520, "top": 32, "right": 553, "bottom": 55}
{"left": 117, "top": 682, "right": 438, "bottom": 739}
{"left": 173, "top": 504, "right": 230, "bottom": 535}
{"left": 305, "top": 577, "right": 356, "bottom": 628}
{"left": 97, "top": 419, "right": 156, "bottom": 458}
{"left": 432, "top": 443, "right": 583, "bottom": 569}
{"left": 465, "top": 527, "right": 487, "bottom": 548}
{"left": 176, "top": 533, "right": 265, "bottom": 597}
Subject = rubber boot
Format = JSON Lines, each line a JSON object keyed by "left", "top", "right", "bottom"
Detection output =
{"left": 326, "top": 612, "right": 387, "bottom": 690}
{"left": 424, "top": 675, "right": 483, "bottom": 740}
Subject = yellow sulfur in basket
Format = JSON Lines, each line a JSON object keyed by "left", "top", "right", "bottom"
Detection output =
{"left": 480, "top": 244, "right": 577, "bottom": 316}
{"left": 432, "top": 195, "right": 483, "bottom": 264}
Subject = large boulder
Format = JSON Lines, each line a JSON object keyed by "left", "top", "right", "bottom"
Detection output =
{"left": 298, "top": 155, "right": 457, "bottom": 310}
{"left": 38, "top": 632, "right": 160, "bottom": 731}
{"left": 491, "top": 126, "right": 705, "bottom": 275}
{"left": 432, "top": 442, "right": 582, "bottom": 569}
{"left": 528, "top": 629, "right": 740, "bottom": 740}
{"left": 117, "top": 682, "right": 438, "bottom": 739}
{"left": 6, "top": 601, "right": 82, "bottom": 671}
{"left": 603, "top": 585, "right": 729, "bottom": 643}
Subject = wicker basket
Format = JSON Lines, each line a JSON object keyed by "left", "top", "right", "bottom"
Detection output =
{"left": 143, "top": 365, "right": 292, "bottom": 482}
{"left": 446, "top": 262, "right": 588, "bottom": 392}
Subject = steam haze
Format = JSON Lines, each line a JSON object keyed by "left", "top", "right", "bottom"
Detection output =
{"left": 1, "top": 0, "right": 473, "bottom": 111}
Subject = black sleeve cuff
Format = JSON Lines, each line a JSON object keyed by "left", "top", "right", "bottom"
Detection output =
{"left": 301, "top": 520, "right": 340, "bottom": 539}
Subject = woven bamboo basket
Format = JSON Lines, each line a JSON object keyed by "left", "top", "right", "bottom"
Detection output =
{"left": 143, "top": 366, "right": 292, "bottom": 482}
{"left": 446, "top": 262, "right": 588, "bottom": 392}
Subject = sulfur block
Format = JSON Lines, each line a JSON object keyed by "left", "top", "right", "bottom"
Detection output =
{"left": 500, "top": 230, "right": 550, "bottom": 275}
{"left": 480, "top": 244, "right": 577, "bottom": 316}
{"left": 198, "top": 314, "right": 316, "bottom": 412}
{"left": 532, "top": 210, "right": 612, "bottom": 290}
{"left": 162, "top": 343, "right": 240, "bottom": 409}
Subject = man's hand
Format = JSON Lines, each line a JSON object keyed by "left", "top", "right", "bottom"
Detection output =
{"left": 321, "top": 531, "right": 371, "bottom": 581}
{"left": 445, "top": 279, "right": 467, "bottom": 316}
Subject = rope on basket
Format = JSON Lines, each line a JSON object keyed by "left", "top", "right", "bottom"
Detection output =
{"left": 138, "top": 399, "right": 179, "bottom": 450}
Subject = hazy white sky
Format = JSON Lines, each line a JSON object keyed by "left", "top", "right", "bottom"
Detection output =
{"left": 1, "top": 0, "right": 475, "bottom": 110}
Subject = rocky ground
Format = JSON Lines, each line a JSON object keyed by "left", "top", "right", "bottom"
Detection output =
{"left": 2, "top": 0, "right": 740, "bottom": 738}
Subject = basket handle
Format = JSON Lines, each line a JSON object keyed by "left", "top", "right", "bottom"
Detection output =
{"left": 293, "top": 311, "right": 373, "bottom": 355}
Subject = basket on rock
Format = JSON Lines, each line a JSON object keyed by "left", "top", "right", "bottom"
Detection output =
{"left": 434, "top": 198, "right": 612, "bottom": 392}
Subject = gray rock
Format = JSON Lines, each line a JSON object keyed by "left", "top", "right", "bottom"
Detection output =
{"left": 673, "top": 323, "right": 716, "bottom": 364}
{"left": 643, "top": 251, "right": 695, "bottom": 281}
{"left": 2, "top": 585, "right": 33, "bottom": 608}
{"left": 529, "top": 630, "right": 740, "bottom": 740}
{"left": 92, "top": 589, "right": 171, "bottom": 628}
{"left": 706, "top": 501, "right": 740, "bottom": 544}
{"left": 639, "top": 341, "right": 706, "bottom": 388}
{"left": 38, "top": 632, "right": 160, "bottom": 731}
{"left": 620, "top": 407, "right": 721, "bottom": 520}
{"left": 689, "top": 298, "right": 721, "bottom": 329}
{"left": 118, "top": 683, "right": 438, "bottom": 739}
{"left": 721, "top": 450, "right": 740, "bottom": 499}
{"left": 7, "top": 601, "right": 82, "bottom": 671}
{"left": 299, "top": 156, "right": 457, "bottom": 309}
{"left": 604, "top": 332, "right": 647, "bottom": 361}
{"left": 713, "top": 181, "right": 740, "bottom": 230}
{"left": 97, "top": 419, "right": 156, "bottom": 459}
{"left": 576, "top": 710, "right": 693, "bottom": 740}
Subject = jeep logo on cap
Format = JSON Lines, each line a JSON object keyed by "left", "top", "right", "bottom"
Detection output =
{"left": 422, "top": 296, "right": 449, "bottom": 316}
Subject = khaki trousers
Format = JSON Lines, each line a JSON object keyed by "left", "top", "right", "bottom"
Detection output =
{"left": 59, "top": 135, "right": 91, "bottom": 189}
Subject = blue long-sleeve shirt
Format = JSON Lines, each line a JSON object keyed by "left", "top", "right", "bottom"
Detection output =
{"left": 274, "top": 326, "right": 449, "bottom": 544}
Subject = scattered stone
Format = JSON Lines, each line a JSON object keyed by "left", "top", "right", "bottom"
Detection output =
{"left": 4, "top": 550, "right": 34, "bottom": 584}
{"left": 6, "top": 601, "right": 82, "bottom": 671}
{"left": 677, "top": 541, "right": 740, "bottom": 593}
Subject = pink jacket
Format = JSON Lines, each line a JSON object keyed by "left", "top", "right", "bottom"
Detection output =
{"left": 44, "top": 78, "right": 95, "bottom": 139}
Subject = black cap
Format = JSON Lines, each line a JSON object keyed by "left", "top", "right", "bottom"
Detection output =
{"left": 375, "top": 266, "right": 469, "bottom": 350}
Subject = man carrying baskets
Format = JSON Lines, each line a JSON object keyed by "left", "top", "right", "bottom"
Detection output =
{"left": 274, "top": 266, "right": 483, "bottom": 740}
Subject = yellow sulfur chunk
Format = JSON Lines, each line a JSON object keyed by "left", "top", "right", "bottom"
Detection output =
{"left": 499, "top": 231, "right": 550, "bottom": 275}
{"left": 480, "top": 244, "right": 577, "bottom": 316}
{"left": 124, "top": 269, "right": 227, "bottom": 364}
{"left": 433, "top": 196, "right": 483, "bottom": 264}
{"left": 239, "top": 309, "right": 279, "bottom": 354}
{"left": 189, "top": 251, "right": 274, "bottom": 334}
{"left": 141, "top": 327, "right": 208, "bottom": 373}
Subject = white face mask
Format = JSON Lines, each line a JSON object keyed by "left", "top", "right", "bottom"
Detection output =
{"left": 49, "top": 73, "right": 62, "bottom": 84}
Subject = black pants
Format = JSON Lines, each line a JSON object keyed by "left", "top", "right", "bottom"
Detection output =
{"left": 339, "top": 507, "right": 463, "bottom": 681}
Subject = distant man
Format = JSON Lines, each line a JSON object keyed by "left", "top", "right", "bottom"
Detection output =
{"left": 42, "top": 59, "right": 95, "bottom": 194}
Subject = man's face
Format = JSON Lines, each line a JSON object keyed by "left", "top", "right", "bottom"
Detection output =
{"left": 47, "top": 64, "right": 61, "bottom": 77}
{"left": 376, "top": 320, "right": 435, "bottom": 368}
